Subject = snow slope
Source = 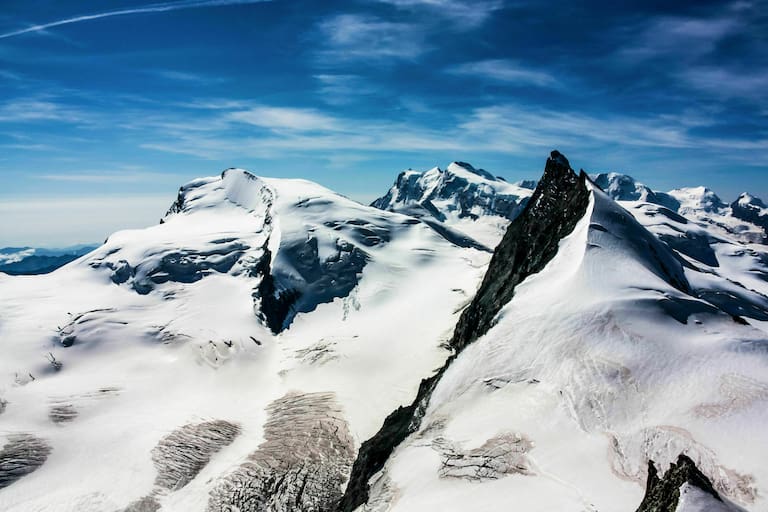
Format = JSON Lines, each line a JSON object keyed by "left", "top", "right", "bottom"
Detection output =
{"left": 354, "top": 157, "right": 768, "bottom": 512}
{"left": 0, "top": 168, "right": 491, "bottom": 512}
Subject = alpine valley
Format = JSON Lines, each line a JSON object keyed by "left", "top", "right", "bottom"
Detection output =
{"left": 1, "top": 152, "right": 767, "bottom": 512}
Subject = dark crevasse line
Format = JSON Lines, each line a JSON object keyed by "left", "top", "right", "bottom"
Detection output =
{"left": 336, "top": 151, "right": 591, "bottom": 511}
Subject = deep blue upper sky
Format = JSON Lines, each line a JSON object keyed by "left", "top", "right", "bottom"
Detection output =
{"left": 1, "top": 0, "right": 766, "bottom": 245}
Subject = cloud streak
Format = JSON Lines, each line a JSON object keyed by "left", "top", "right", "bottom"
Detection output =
{"left": 447, "top": 59, "right": 559, "bottom": 87}
{"left": 0, "top": 0, "right": 270, "bottom": 40}
{"left": 316, "top": 14, "right": 428, "bottom": 63}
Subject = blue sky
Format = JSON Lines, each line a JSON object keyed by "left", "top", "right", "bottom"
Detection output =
{"left": 1, "top": 0, "right": 766, "bottom": 246}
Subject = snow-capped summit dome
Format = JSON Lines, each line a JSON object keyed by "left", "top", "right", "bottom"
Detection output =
{"left": 668, "top": 186, "right": 726, "bottom": 214}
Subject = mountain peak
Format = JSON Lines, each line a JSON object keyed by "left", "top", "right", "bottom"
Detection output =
{"left": 590, "top": 171, "right": 657, "bottom": 203}
{"left": 668, "top": 186, "right": 725, "bottom": 214}
{"left": 371, "top": 161, "right": 534, "bottom": 249}
{"left": 548, "top": 149, "right": 570, "bottom": 169}
{"left": 446, "top": 161, "right": 498, "bottom": 181}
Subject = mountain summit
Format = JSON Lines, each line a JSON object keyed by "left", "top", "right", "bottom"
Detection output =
{"left": 372, "top": 161, "right": 533, "bottom": 249}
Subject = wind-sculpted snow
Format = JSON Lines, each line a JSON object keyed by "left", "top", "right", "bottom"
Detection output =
{"left": 208, "top": 392, "right": 355, "bottom": 512}
{"left": 622, "top": 197, "right": 768, "bottom": 324}
{"left": 0, "top": 434, "right": 52, "bottom": 490}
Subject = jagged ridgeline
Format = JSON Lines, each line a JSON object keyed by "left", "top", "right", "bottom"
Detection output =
{"left": 338, "top": 151, "right": 591, "bottom": 511}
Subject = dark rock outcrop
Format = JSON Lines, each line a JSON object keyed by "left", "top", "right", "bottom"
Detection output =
{"left": 337, "top": 151, "right": 591, "bottom": 511}
{"left": 251, "top": 243, "right": 301, "bottom": 334}
{"left": 451, "top": 150, "right": 590, "bottom": 352}
{"left": 636, "top": 454, "right": 723, "bottom": 512}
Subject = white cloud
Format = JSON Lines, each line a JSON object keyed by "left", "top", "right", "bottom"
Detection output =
{"left": 0, "top": 98, "right": 88, "bottom": 123}
{"left": 149, "top": 70, "right": 228, "bottom": 84}
{"left": 227, "top": 106, "right": 342, "bottom": 132}
{"left": 447, "top": 59, "right": 558, "bottom": 87}
{"left": 458, "top": 104, "right": 697, "bottom": 150}
{"left": 617, "top": 15, "right": 741, "bottom": 62}
{"left": 314, "top": 74, "right": 382, "bottom": 105}
{"left": 317, "top": 14, "right": 427, "bottom": 62}
{"left": 376, "top": 0, "right": 504, "bottom": 28}
{"left": 34, "top": 171, "right": 185, "bottom": 183}
{"left": 678, "top": 66, "right": 768, "bottom": 101}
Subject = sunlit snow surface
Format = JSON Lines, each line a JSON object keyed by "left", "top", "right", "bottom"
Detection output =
{"left": 0, "top": 169, "right": 489, "bottom": 511}
{"left": 1, "top": 168, "right": 767, "bottom": 511}
{"left": 365, "top": 185, "right": 768, "bottom": 512}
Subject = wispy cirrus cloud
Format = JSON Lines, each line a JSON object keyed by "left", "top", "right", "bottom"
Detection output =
{"left": 148, "top": 69, "right": 229, "bottom": 84}
{"left": 0, "top": 0, "right": 271, "bottom": 40}
{"left": 678, "top": 66, "right": 768, "bottom": 102}
{"left": 129, "top": 97, "right": 768, "bottom": 162}
{"left": 314, "top": 74, "right": 382, "bottom": 105}
{"left": 447, "top": 59, "right": 559, "bottom": 87}
{"left": 0, "top": 98, "right": 90, "bottom": 123}
{"left": 375, "top": 0, "right": 504, "bottom": 28}
{"left": 615, "top": 12, "right": 742, "bottom": 62}
{"left": 227, "top": 106, "right": 342, "bottom": 131}
{"left": 35, "top": 171, "right": 181, "bottom": 183}
{"left": 316, "top": 14, "right": 427, "bottom": 63}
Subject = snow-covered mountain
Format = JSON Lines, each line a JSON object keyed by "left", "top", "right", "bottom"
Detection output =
{"left": 372, "top": 162, "right": 533, "bottom": 250}
{"left": 0, "top": 167, "right": 492, "bottom": 512}
{"left": 592, "top": 172, "right": 768, "bottom": 245}
{"left": 341, "top": 153, "right": 768, "bottom": 512}
{"left": 1, "top": 154, "right": 767, "bottom": 512}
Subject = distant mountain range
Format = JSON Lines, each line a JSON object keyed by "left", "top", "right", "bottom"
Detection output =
{"left": 0, "top": 245, "right": 98, "bottom": 275}
{"left": 0, "top": 154, "right": 766, "bottom": 512}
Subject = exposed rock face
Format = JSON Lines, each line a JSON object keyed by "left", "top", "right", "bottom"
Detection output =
{"left": 451, "top": 150, "right": 591, "bottom": 352}
{"left": 251, "top": 243, "right": 300, "bottom": 334}
{"left": 209, "top": 392, "right": 355, "bottom": 512}
{"left": 337, "top": 151, "right": 591, "bottom": 511}
{"left": 0, "top": 434, "right": 52, "bottom": 489}
{"left": 636, "top": 454, "right": 723, "bottom": 512}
